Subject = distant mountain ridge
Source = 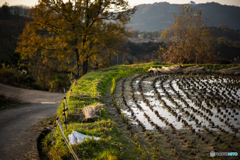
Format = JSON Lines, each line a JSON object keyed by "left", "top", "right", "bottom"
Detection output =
{"left": 128, "top": 2, "right": 240, "bottom": 31}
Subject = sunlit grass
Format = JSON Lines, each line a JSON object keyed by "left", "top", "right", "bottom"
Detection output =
{"left": 43, "top": 63, "right": 154, "bottom": 159}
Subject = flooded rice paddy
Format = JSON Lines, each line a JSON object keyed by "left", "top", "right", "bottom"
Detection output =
{"left": 114, "top": 73, "right": 240, "bottom": 159}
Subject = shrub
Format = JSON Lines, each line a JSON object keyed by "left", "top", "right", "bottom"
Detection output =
{"left": 49, "top": 73, "right": 70, "bottom": 92}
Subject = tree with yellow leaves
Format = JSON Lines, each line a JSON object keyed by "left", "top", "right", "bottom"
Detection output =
{"left": 161, "top": 5, "right": 215, "bottom": 64}
{"left": 16, "top": 0, "right": 135, "bottom": 77}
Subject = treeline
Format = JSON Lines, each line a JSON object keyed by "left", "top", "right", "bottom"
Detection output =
{"left": 212, "top": 25, "right": 240, "bottom": 63}
{"left": 0, "top": 3, "right": 62, "bottom": 91}
{"left": 116, "top": 40, "right": 240, "bottom": 65}
{"left": 210, "top": 25, "right": 240, "bottom": 42}
{"left": 119, "top": 41, "right": 163, "bottom": 63}
{"left": 128, "top": 25, "right": 240, "bottom": 41}
{"left": 0, "top": 3, "right": 31, "bottom": 60}
{"left": 125, "top": 24, "right": 240, "bottom": 64}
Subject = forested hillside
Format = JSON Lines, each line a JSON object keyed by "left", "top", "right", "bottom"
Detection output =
{"left": 129, "top": 2, "right": 240, "bottom": 32}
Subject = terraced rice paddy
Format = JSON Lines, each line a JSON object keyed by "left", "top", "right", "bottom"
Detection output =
{"left": 113, "top": 73, "right": 240, "bottom": 159}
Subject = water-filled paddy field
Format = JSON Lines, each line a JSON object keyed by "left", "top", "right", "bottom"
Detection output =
{"left": 114, "top": 73, "right": 240, "bottom": 159}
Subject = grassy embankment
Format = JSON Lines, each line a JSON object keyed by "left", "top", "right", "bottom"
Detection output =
{"left": 42, "top": 63, "right": 153, "bottom": 160}
{"left": 41, "top": 63, "right": 239, "bottom": 160}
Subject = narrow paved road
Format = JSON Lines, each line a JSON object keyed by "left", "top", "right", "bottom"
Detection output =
{"left": 0, "top": 83, "right": 64, "bottom": 160}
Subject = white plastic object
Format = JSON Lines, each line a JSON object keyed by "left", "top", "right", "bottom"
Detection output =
{"left": 68, "top": 131, "right": 100, "bottom": 145}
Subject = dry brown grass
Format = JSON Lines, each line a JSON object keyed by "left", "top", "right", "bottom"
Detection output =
{"left": 149, "top": 65, "right": 212, "bottom": 74}
{"left": 82, "top": 103, "right": 105, "bottom": 121}
{"left": 216, "top": 66, "right": 240, "bottom": 75}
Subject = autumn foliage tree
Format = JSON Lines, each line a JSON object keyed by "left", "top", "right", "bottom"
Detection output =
{"left": 16, "top": 0, "right": 135, "bottom": 78}
{"left": 161, "top": 5, "right": 215, "bottom": 64}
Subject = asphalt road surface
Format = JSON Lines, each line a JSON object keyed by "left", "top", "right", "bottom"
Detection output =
{"left": 0, "top": 83, "right": 64, "bottom": 160}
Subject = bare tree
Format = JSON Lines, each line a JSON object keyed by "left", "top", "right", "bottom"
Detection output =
{"left": 161, "top": 5, "right": 215, "bottom": 64}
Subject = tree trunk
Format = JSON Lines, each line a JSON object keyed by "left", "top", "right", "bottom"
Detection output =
{"left": 108, "top": 52, "right": 112, "bottom": 67}
{"left": 82, "top": 59, "right": 88, "bottom": 75}
{"left": 74, "top": 48, "right": 79, "bottom": 65}
{"left": 195, "top": 55, "right": 198, "bottom": 65}
{"left": 74, "top": 47, "right": 81, "bottom": 78}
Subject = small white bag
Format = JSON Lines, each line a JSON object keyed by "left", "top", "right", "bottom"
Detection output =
{"left": 68, "top": 131, "right": 100, "bottom": 145}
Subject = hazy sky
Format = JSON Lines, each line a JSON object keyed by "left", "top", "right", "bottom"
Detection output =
{"left": 1, "top": 0, "right": 240, "bottom": 7}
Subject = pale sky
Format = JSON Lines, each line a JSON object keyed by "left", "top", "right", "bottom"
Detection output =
{"left": 1, "top": 0, "right": 240, "bottom": 7}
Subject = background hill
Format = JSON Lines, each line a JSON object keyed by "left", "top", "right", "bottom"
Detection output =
{"left": 128, "top": 2, "right": 240, "bottom": 32}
